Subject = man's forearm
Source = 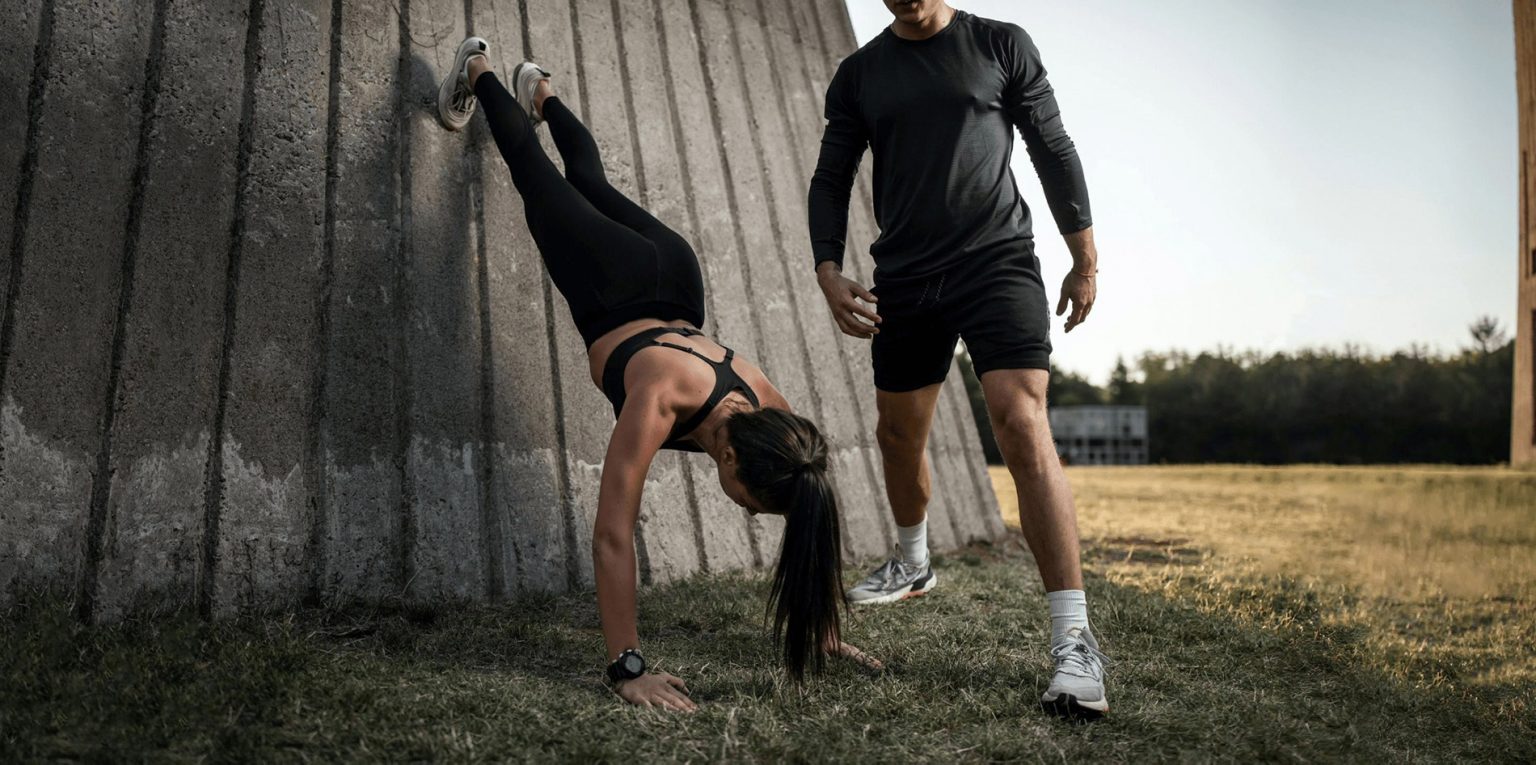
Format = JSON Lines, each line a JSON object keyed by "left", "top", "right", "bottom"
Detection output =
{"left": 1064, "top": 226, "right": 1098, "bottom": 274}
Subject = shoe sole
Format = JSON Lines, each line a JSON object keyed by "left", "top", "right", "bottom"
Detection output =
{"left": 437, "top": 38, "right": 486, "bottom": 131}
{"left": 848, "top": 571, "right": 937, "bottom": 606}
{"left": 1040, "top": 693, "right": 1108, "bottom": 722}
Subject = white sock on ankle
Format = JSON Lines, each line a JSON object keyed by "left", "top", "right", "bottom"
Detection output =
{"left": 1046, "top": 589, "right": 1090, "bottom": 641}
{"left": 896, "top": 520, "right": 928, "bottom": 567}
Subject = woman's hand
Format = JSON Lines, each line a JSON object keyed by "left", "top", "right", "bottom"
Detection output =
{"left": 614, "top": 672, "right": 697, "bottom": 712}
{"left": 826, "top": 640, "right": 885, "bottom": 672}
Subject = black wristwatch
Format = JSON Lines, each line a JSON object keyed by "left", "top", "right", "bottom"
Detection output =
{"left": 606, "top": 648, "right": 646, "bottom": 685}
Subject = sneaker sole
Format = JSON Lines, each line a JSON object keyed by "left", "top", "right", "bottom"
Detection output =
{"left": 848, "top": 571, "right": 937, "bottom": 606}
{"left": 1040, "top": 693, "right": 1108, "bottom": 721}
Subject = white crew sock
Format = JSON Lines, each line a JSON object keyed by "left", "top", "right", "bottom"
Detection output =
{"left": 896, "top": 519, "right": 929, "bottom": 567}
{"left": 1046, "top": 589, "right": 1090, "bottom": 641}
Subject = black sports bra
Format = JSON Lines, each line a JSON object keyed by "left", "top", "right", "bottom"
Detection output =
{"left": 600, "top": 327, "right": 761, "bottom": 452}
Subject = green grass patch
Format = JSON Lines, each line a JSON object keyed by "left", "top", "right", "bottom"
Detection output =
{"left": 4, "top": 540, "right": 1532, "bottom": 762}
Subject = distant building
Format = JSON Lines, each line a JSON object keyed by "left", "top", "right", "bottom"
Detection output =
{"left": 1517, "top": 0, "right": 1536, "bottom": 467}
{"left": 1049, "top": 406, "right": 1149, "bottom": 465}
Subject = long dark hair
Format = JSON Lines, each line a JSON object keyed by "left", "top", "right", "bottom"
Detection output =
{"left": 727, "top": 408, "right": 844, "bottom": 681}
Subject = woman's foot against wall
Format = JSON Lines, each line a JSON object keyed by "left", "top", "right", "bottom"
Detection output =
{"left": 437, "top": 36, "right": 490, "bottom": 131}
{"left": 513, "top": 62, "right": 553, "bottom": 125}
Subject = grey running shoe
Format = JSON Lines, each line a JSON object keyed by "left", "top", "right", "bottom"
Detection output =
{"left": 513, "top": 61, "right": 552, "bottom": 124}
{"left": 846, "top": 549, "right": 936, "bottom": 605}
{"left": 437, "top": 36, "right": 488, "bottom": 131}
{"left": 1040, "top": 627, "right": 1109, "bottom": 720}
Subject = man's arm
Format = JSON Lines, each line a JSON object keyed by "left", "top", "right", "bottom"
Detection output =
{"left": 807, "top": 57, "right": 867, "bottom": 272}
{"left": 1001, "top": 24, "right": 1092, "bottom": 238}
{"left": 808, "top": 57, "right": 883, "bottom": 339}
{"left": 1003, "top": 24, "right": 1097, "bottom": 332}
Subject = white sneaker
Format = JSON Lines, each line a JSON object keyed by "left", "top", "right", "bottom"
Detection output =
{"left": 1040, "top": 627, "right": 1109, "bottom": 720}
{"left": 845, "top": 549, "right": 936, "bottom": 605}
{"left": 437, "top": 36, "right": 488, "bottom": 131}
{"left": 512, "top": 61, "right": 552, "bottom": 125}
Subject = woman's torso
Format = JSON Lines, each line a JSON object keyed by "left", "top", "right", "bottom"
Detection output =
{"left": 586, "top": 319, "right": 787, "bottom": 448}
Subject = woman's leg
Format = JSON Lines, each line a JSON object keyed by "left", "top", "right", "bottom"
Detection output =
{"left": 541, "top": 95, "right": 690, "bottom": 250}
{"left": 473, "top": 68, "right": 658, "bottom": 321}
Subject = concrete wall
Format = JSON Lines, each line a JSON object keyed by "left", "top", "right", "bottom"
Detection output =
{"left": 0, "top": 0, "right": 1003, "bottom": 620}
{"left": 1515, "top": 0, "right": 1536, "bottom": 467}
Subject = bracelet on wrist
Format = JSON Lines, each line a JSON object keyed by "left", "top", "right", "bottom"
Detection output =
{"left": 1073, "top": 268, "right": 1098, "bottom": 278}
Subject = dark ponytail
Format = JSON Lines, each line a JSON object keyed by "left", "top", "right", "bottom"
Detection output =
{"left": 727, "top": 408, "right": 844, "bottom": 682}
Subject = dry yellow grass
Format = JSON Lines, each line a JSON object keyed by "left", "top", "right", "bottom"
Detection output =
{"left": 993, "top": 464, "right": 1536, "bottom": 698}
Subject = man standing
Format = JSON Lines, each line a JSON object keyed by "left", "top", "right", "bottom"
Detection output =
{"left": 808, "top": 0, "right": 1108, "bottom": 719}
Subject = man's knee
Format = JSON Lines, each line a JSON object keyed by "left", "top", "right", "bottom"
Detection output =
{"left": 989, "top": 397, "right": 1050, "bottom": 447}
{"left": 875, "top": 414, "right": 929, "bottom": 456}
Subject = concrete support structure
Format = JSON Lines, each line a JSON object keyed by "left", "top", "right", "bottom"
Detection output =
{"left": 1515, "top": 0, "right": 1536, "bottom": 467}
{"left": 0, "top": 0, "right": 1002, "bottom": 618}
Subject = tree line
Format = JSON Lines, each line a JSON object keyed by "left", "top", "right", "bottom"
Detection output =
{"left": 958, "top": 317, "right": 1516, "bottom": 465}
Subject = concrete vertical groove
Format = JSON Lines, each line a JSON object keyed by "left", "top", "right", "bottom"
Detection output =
{"left": 527, "top": 0, "right": 614, "bottom": 590}
{"left": 402, "top": 0, "right": 489, "bottom": 603}
{"left": 692, "top": 0, "right": 844, "bottom": 559}
{"left": 721, "top": 0, "right": 890, "bottom": 562}
{"left": 464, "top": 0, "right": 511, "bottom": 601}
{"left": 773, "top": 0, "right": 903, "bottom": 554}
{"left": 200, "top": 0, "right": 267, "bottom": 618}
{"left": 306, "top": 0, "right": 346, "bottom": 604}
{"left": 683, "top": 0, "right": 801, "bottom": 565}
{"left": 944, "top": 384, "right": 1005, "bottom": 538}
{"left": 217, "top": 0, "right": 334, "bottom": 615}
{"left": 520, "top": 0, "right": 586, "bottom": 594}
{"left": 322, "top": 0, "right": 406, "bottom": 603}
{"left": 78, "top": 0, "right": 174, "bottom": 622}
{"left": 569, "top": 0, "right": 700, "bottom": 586}
{"left": 0, "top": 0, "right": 1003, "bottom": 616}
{"left": 620, "top": 0, "right": 776, "bottom": 577}
{"left": 0, "top": 0, "right": 51, "bottom": 406}
{"left": 471, "top": 0, "right": 567, "bottom": 597}
{"left": 3, "top": 0, "right": 156, "bottom": 606}
{"left": 650, "top": 0, "right": 765, "bottom": 572}
{"left": 391, "top": 0, "right": 419, "bottom": 599}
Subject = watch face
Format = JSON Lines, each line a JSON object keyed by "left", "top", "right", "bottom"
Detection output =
{"left": 622, "top": 653, "right": 645, "bottom": 676}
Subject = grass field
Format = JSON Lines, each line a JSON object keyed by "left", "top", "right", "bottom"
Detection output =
{"left": 2, "top": 466, "right": 1533, "bottom": 762}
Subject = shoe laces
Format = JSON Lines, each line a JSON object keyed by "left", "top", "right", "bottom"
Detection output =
{"left": 1050, "top": 628, "right": 1107, "bottom": 680}
{"left": 861, "top": 553, "right": 916, "bottom": 590}
{"left": 451, "top": 87, "right": 476, "bottom": 115}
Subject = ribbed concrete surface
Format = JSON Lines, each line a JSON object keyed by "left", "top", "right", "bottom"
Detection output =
{"left": 0, "top": 0, "right": 1003, "bottom": 620}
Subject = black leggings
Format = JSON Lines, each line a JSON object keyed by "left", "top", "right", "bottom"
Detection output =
{"left": 476, "top": 72, "right": 706, "bottom": 348}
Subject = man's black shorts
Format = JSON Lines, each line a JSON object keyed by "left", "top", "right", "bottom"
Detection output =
{"left": 870, "top": 243, "right": 1051, "bottom": 393}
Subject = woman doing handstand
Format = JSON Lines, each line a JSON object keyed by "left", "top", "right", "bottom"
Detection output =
{"left": 436, "top": 37, "right": 877, "bottom": 711}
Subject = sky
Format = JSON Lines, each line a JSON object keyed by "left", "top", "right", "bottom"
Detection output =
{"left": 842, "top": 0, "right": 1518, "bottom": 383}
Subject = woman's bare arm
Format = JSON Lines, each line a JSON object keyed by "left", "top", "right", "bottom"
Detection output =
{"left": 592, "top": 388, "right": 673, "bottom": 661}
{"left": 590, "top": 386, "right": 698, "bottom": 711}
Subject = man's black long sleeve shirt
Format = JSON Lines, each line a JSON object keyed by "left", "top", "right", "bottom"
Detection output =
{"left": 807, "top": 12, "right": 1092, "bottom": 284}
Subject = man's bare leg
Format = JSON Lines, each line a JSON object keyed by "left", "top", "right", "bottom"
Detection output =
{"left": 980, "top": 367, "right": 1107, "bottom": 719}
{"left": 845, "top": 385, "right": 945, "bottom": 605}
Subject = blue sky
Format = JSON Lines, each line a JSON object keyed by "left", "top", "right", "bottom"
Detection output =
{"left": 842, "top": 0, "right": 1517, "bottom": 383}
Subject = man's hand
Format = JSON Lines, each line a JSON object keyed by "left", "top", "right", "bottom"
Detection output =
{"left": 816, "top": 263, "right": 881, "bottom": 339}
{"left": 1055, "top": 271, "right": 1095, "bottom": 333}
{"left": 614, "top": 672, "right": 697, "bottom": 712}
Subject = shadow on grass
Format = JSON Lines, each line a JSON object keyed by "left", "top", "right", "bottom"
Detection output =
{"left": 2, "top": 537, "right": 1532, "bottom": 762}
